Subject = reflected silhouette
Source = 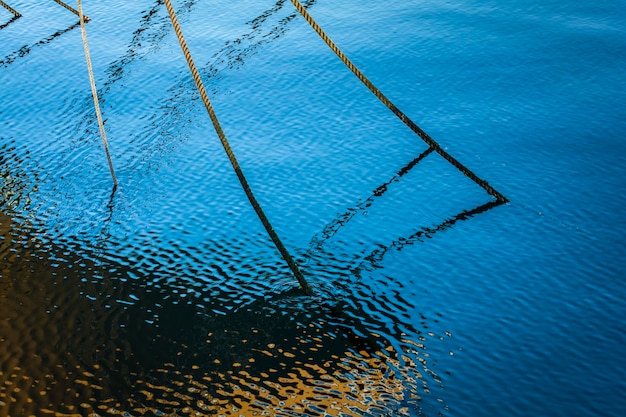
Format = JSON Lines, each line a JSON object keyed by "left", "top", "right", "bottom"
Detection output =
{"left": 0, "top": 14, "right": 19, "bottom": 30}
{"left": 355, "top": 199, "right": 504, "bottom": 276}
{"left": 0, "top": 21, "right": 80, "bottom": 68}
{"left": 145, "top": 0, "right": 318, "bottom": 152}
{"left": 93, "top": 184, "right": 118, "bottom": 256}
{"left": 0, "top": 140, "right": 39, "bottom": 214}
{"left": 71, "top": 0, "right": 317, "bottom": 163}
{"left": 201, "top": 0, "right": 318, "bottom": 87}
{"left": 0, "top": 211, "right": 446, "bottom": 416}
{"left": 97, "top": 0, "right": 314, "bottom": 98}
{"left": 100, "top": 0, "right": 199, "bottom": 95}
{"left": 308, "top": 146, "right": 435, "bottom": 256}
{"left": 305, "top": 143, "right": 505, "bottom": 276}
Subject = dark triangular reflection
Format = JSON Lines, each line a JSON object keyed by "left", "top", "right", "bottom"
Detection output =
{"left": 304, "top": 143, "right": 505, "bottom": 276}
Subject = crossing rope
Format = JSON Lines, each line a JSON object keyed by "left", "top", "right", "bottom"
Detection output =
{"left": 289, "top": 0, "right": 508, "bottom": 203}
{"left": 163, "top": 0, "right": 313, "bottom": 296}
{"left": 77, "top": 0, "right": 117, "bottom": 187}
{"left": 0, "top": 1, "right": 20, "bottom": 17}
{"left": 55, "top": 0, "right": 90, "bottom": 21}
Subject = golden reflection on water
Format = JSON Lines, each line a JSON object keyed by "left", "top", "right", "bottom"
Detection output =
{"left": 106, "top": 331, "right": 422, "bottom": 417}
{"left": 1, "top": 212, "right": 438, "bottom": 416}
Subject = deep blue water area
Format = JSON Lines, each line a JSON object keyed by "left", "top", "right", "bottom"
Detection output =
{"left": 1, "top": 1, "right": 625, "bottom": 416}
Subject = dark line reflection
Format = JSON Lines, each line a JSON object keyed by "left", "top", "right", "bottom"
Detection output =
{"left": 0, "top": 139, "right": 40, "bottom": 214}
{"left": 144, "top": 0, "right": 318, "bottom": 146}
{"left": 201, "top": 0, "right": 318, "bottom": 89}
{"left": 73, "top": 0, "right": 317, "bottom": 155}
{"left": 307, "top": 146, "right": 435, "bottom": 256}
{"left": 100, "top": 0, "right": 198, "bottom": 96}
{"left": 0, "top": 14, "right": 19, "bottom": 31}
{"left": 354, "top": 199, "right": 505, "bottom": 276}
{"left": 0, "top": 21, "right": 80, "bottom": 68}
{"left": 97, "top": 0, "right": 316, "bottom": 98}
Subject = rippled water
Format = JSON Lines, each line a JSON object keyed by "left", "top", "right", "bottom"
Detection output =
{"left": 1, "top": 0, "right": 625, "bottom": 416}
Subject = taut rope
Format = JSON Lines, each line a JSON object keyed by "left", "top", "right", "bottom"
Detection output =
{"left": 163, "top": 0, "right": 312, "bottom": 295}
{"left": 77, "top": 0, "right": 117, "bottom": 187}
{"left": 0, "top": 1, "right": 20, "bottom": 17}
{"left": 289, "top": 0, "right": 508, "bottom": 203}
{"left": 55, "top": 0, "right": 90, "bottom": 21}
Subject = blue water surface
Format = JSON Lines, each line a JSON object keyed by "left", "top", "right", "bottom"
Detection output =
{"left": 1, "top": 0, "right": 625, "bottom": 416}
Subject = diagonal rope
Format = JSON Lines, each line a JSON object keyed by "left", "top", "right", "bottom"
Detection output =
{"left": 77, "top": 0, "right": 117, "bottom": 187}
{"left": 163, "top": 0, "right": 312, "bottom": 296}
{"left": 55, "top": 0, "right": 90, "bottom": 21}
{"left": 0, "top": 0, "right": 20, "bottom": 17}
{"left": 289, "top": 0, "right": 508, "bottom": 204}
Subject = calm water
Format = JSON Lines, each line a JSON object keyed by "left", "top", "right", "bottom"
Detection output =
{"left": 1, "top": 0, "right": 625, "bottom": 416}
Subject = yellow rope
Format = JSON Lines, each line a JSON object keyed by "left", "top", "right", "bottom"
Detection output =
{"left": 289, "top": 0, "right": 508, "bottom": 203}
{"left": 0, "top": 0, "right": 20, "bottom": 17}
{"left": 55, "top": 0, "right": 90, "bottom": 21}
{"left": 77, "top": 0, "right": 117, "bottom": 187}
{"left": 163, "top": 0, "right": 312, "bottom": 295}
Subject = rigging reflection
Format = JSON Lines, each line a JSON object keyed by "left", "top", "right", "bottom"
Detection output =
{"left": 0, "top": 14, "right": 19, "bottom": 31}
{"left": 0, "top": 21, "right": 80, "bottom": 67}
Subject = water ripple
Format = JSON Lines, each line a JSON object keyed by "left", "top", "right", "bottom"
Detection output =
{"left": 0, "top": 209, "right": 449, "bottom": 416}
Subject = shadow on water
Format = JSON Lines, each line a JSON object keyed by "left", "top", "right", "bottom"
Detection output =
{"left": 306, "top": 143, "right": 506, "bottom": 278}
{"left": 0, "top": 21, "right": 80, "bottom": 68}
{"left": 0, "top": 14, "right": 19, "bottom": 31}
{"left": 0, "top": 209, "right": 449, "bottom": 416}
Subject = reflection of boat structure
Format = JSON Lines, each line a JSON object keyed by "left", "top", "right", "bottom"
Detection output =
{"left": 0, "top": 214, "right": 445, "bottom": 416}
{"left": 131, "top": 340, "right": 428, "bottom": 416}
